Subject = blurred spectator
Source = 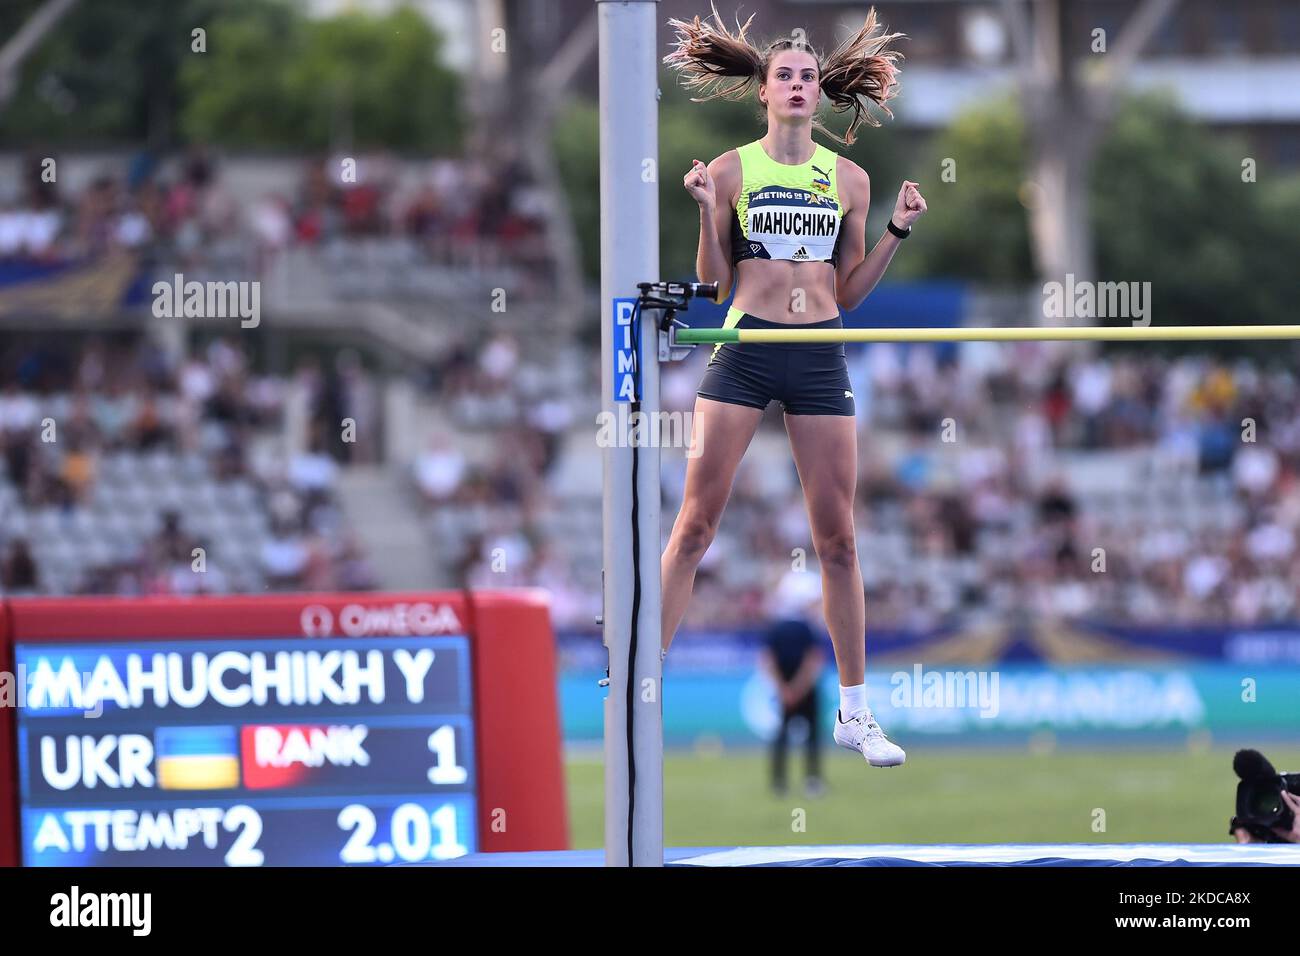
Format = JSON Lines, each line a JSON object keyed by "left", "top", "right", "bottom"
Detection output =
{"left": 288, "top": 431, "right": 340, "bottom": 501}
{"left": 1, "top": 537, "right": 39, "bottom": 593}
{"left": 414, "top": 431, "right": 467, "bottom": 505}
{"left": 149, "top": 510, "right": 198, "bottom": 569}
{"left": 128, "top": 389, "right": 169, "bottom": 450}
{"left": 58, "top": 435, "right": 96, "bottom": 507}
{"left": 262, "top": 518, "right": 310, "bottom": 589}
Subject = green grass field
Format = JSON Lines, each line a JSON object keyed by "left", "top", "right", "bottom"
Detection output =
{"left": 563, "top": 744, "right": 1300, "bottom": 848}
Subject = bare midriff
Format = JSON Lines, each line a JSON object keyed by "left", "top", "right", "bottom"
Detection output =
{"left": 731, "top": 257, "right": 839, "bottom": 324}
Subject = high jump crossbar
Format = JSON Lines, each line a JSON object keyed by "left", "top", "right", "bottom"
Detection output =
{"left": 672, "top": 324, "right": 1300, "bottom": 345}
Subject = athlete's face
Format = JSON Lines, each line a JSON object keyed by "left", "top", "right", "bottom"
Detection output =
{"left": 761, "top": 50, "right": 819, "bottom": 120}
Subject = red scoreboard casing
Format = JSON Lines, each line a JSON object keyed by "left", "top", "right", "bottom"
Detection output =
{"left": 0, "top": 589, "right": 568, "bottom": 866}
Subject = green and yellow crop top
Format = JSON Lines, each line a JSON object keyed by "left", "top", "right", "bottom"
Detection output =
{"left": 730, "top": 139, "right": 844, "bottom": 267}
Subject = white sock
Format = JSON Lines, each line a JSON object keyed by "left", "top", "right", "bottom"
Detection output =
{"left": 839, "top": 683, "right": 868, "bottom": 720}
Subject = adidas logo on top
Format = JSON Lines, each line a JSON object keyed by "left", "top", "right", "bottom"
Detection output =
{"left": 792, "top": 245, "right": 809, "bottom": 260}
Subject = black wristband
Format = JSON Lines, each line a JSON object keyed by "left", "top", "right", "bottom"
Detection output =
{"left": 887, "top": 218, "right": 911, "bottom": 239}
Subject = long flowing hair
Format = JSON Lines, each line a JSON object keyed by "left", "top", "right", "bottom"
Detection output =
{"left": 663, "top": 2, "right": 905, "bottom": 146}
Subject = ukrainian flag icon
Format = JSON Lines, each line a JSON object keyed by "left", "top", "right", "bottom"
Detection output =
{"left": 155, "top": 726, "right": 240, "bottom": 790}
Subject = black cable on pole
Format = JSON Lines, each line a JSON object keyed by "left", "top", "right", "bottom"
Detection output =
{"left": 625, "top": 298, "right": 644, "bottom": 864}
{"left": 620, "top": 282, "right": 714, "bottom": 865}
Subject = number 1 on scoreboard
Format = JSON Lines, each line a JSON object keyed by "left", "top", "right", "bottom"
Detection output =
{"left": 426, "top": 726, "right": 469, "bottom": 785}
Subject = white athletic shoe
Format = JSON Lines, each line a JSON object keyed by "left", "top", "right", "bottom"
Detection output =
{"left": 833, "top": 710, "right": 906, "bottom": 767}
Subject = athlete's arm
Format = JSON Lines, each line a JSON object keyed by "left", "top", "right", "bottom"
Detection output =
{"left": 835, "top": 160, "right": 906, "bottom": 312}
{"left": 688, "top": 151, "right": 738, "bottom": 303}
{"left": 833, "top": 160, "right": 869, "bottom": 308}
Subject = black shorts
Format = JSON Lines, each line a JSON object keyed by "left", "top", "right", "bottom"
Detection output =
{"left": 696, "top": 313, "right": 855, "bottom": 416}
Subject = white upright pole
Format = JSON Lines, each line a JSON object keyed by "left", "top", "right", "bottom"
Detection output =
{"left": 597, "top": 0, "right": 663, "bottom": 867}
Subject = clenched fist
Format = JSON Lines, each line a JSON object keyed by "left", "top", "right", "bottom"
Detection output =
{"left": 892, "top": 180, "right": 928, "bottom": 230}
{"left": 683, "top": 159, "right": 716, "bottom": 210}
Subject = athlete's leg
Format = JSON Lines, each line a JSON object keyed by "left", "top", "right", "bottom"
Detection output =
{"left": 661, "top": 396, "right": 764, "bottom": 652}
{"left": 783, "top": 412, "right": 864, "bottom": 684}
{"left": 786, "top": 411, "right": 905, "bottom": 767}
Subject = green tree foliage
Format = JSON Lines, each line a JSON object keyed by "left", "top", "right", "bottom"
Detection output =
{"left": 180, "top": 4, "right": 463, "bottom": 152}
{"left": 0, "top": 0, "right": 225, "bottom": 145}
{"left": 1093, "top": 92, "right": 1300, "bottom": 331}
{"left": 893, "top": 98, "right": 1034, "bottom": 283}
{"left": 908, "top": 90, "right": 1300, "bottom": 336}
{"left": 0, "top": 0, "right": 462, "bottom": 153}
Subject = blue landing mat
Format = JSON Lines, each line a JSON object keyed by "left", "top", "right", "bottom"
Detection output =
{"left": 431, "top": 844, "right": 1300, "bottom": 867}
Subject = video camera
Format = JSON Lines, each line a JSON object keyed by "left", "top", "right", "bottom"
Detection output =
{"left": 1229, "top": 749, "right": 1300, "bottom": 843}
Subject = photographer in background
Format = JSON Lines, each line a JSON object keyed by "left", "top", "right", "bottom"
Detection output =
{"left": 760, "top": 572, "right": 828, "bottom": 798}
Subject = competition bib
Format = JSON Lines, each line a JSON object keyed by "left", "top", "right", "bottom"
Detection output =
{"left": 745, "top": 187, "right": 841, "bottom": 262}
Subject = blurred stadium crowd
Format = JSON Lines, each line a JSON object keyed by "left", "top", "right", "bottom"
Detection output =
{"left": 5, "top": 287, "right": 1300, "bottom": 632}
{"left": 0, "top": 335, "right": 378, "bottom": 596}
{"left": 4, "top": 160, "right": 1299, "bottom": 632}
{"left": 414, "top": 332, "right": 1300, "bottom": 632}
{"left": 0, "top": 147, "right": 548, "bottom": 278}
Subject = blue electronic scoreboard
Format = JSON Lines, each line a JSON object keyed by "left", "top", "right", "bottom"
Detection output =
{"left": 14, "top": 636, "right": 477, "bottom": 866}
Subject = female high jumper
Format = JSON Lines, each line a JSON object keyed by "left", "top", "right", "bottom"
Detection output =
{"left": 661, "top": 5, "right": 926, "bottom": 768}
